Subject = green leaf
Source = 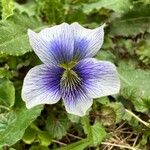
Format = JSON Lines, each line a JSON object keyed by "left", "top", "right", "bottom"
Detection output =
{"left": 2, "top": 0, "right": 14, "bottom": 19}
{"left": 136, "top": 36, "right": 150, "bottom": 65}
{"left": 108, "top": 102, "right": 125, "bottom": 123}
{"left": 0, "top": 78, "right": 15, "bottom": 112}
{"left": 0, "top": 67, "right": 12, "bottom": 79}
{"left": 96, "top": 50, "right": 116, "bottom": 63}
{"left": 0, "top": 10, "right": 44, "bottom": 56}
{"left": 38, "top": 131, "right": 52, "bottom": 146}
{"left": 123, "top": 110, "right": 139, "bottom": 127}
{"left": 0, "top": 103, "right": 43, "bottom": 148}
{"left": 46, "top": 116, "right": 69, "bottom": 140}
{"left": 36, "top": 0, "right": 65, "bottom": 24}
{"left": 83, "top": 0, "right": 132, "bottom": 14}
{"left": 67, "top": 113, "right": 80, "bottom": 123}
{"left": 23, "top": 127, "right": 36, "bottom": 144}
{"left": 118, "top": 64, "right": 150, "bottom": 113}
{"left": 110, "top": 4, "right": 150, "bottom": 36}
{"left": 30, "top": 145, "right": 49, "bottom": 150}
{"left": 14, "top": 1, "right": 36, "bottom": 16}
{"left": 132, "top": 97, "right": 150, "bottom": 113}
{"left": 56, "top": 139, "right": 90, "bottom": 150}
{"left": 91, "top": 122, "right": 107, "bottom": 146}
{"left": 99, "top": 106, "right": 116, "bottom": 126}
{"left": 81, "top": 116, "right": 107, "bottom": 147}
{"left": 118, "top": 65, "right": 150, "bottom": 98}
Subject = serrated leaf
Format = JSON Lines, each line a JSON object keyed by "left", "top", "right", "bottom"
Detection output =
{"left": 0, "top": 78, "right": 15, "bottom": 111}
{"left": 118, "top": 64, "right": 150, "bottom": 113}
{"left": 123, "top": 110, "right": 139, "bottom": 127}
{"left": 81, "top": 116, "right": 107, "bottom": 147}
{"left": 100, "top": 106, "right": 116, "bottom": 126}
{"left": 110, "top": 4, "right": 150, "bottom": 36}
{"left": 91, "top": 122, "right": 107, "bottom": 146}
{"left": 136, "top": 37, "right": 150, "bottom": 65}
{"left": 36, "top": 0, "right": 65, "bottom": 24}
{"left": 2, "top": 0, "right": 14, "bottom": 19}
{"left": 83, "top": 0, "right": 132, "bottom": 14}
{"left": 108, "top": 102, "right": 125, "bottom": 123}
{"left": 0, "top": 10, "right": 44, "bottom": 56}
{"left": 0, "top": 103, "right": 43, "bottom": 148}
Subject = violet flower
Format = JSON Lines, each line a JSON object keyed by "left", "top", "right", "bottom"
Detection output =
{"left": 22, "top": 23, "right": 120, "bottom": 116}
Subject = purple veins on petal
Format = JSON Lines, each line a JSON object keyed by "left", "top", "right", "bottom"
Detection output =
{"left": 22, "top": 22, "right": 120, "bottom": 116}
{"left": 74, "top": 58, "right": 120, "bottom": 99}
{"left": 28, "top": 23, "right": 74, "bottom": 66}
{"left": 22, "top": 64, "right": 64, "bottom": 108}
{"left": 71, "top": 22, "right": 105, "bottom": 60}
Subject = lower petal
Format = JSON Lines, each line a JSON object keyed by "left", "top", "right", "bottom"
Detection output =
{"left": 22, "top": 64, "right": 64, "bottom": 108}
{"left": 74, "top": 58, "right": 120, "bottom": 98}
{"left": 62, "top": 89, "right": 93, "bottom": 116}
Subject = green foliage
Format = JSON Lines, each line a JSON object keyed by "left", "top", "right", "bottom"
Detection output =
{"left": 0, "top": 103, "right": 43, "bottom": 148}
{"left": 36, "top": 0, "right": 65, "bottom": 24}
{"left": 83, "top": 0, "right": 132, "bottom": 14}
{"left": 0, "top": 78, "right": 15, "bottom": 112}
{"left": 0, "top": 0, "right": 149, "bottom": 149}
{"left": 0, "top": 11, "right": 43, "bottom": 56}
{"left": 91, "top": 122, "right": 107, "bottom": 146}
{"left": 23, "top": 126, "right": 37, "bottom": 144}
{"left": 110, "top": 4, "right": 150, "bottom": 36}
{"left": 14, "top": 0, "right": 36, "bottom": 16}
{"left": 118, "top": 63, "right": 150, "bottom": 113}
{"left": 1, "top": 0, "right": 14, "bottom": 19}
{"left": 56, "top": 139, "right": 90, "bottom": 150}
{"left": 119, "top": 65, "right": 150, "bottom": 98}
{"left": 46, "top": 115, "right": 69, "bottom": 139}
{"left": 136, "top": 36, "right": 150, "bottom": 65}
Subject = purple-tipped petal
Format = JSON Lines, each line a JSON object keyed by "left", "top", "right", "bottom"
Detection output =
{"left": 60, "top": 69, "right": 93, "bottom": 116}
{"left": 22, "top": 64, "right": 64, "bottom": 108}
{"left": 62, "top": 89, "right": 92, "bottom": 116}
{"left": 71, "top": 22, "right": 105, "bottom": 60}
{"left": 74, "top": 58, "right": 120, "bottom": 98}
{"left": 28, "top": 23, "right": 74, "bottom": 66}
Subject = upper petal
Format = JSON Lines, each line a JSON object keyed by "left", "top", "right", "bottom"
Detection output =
{"left": 28, "top": 23, "right": 74, "bottom": 66}
{"left": 71, "top": 22, "right": 105, "bottom": 60}
{"left": 74, "top": 58, "right": 120, "bottom": 98}
{"left": 22, "top": 64, "right": 64, "bottom": 108}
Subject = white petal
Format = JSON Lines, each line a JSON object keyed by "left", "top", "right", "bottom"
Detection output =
{"left": 62, "top": 91, "right": 92, "bottom": 117}
{"left": 74, "top": 58, "right": 120, "bottom": 98}
{"left": 71, "top": 22, "right": 105, "bottom": 59}
{"left": 22, "top": 64, "right": 63, "bottom": 108}
{"left": 28, "top": 23, "right": 74, "bottom": 66}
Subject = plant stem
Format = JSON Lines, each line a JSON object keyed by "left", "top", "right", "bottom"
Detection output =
{"left": 0, "top": 105, "right": 10, "bottom": 111}
{"left": 81, "top": 115, "right": 92, "bottom": 141}
{"left": 125, "top": 109, "right": 150, "bottom": 128}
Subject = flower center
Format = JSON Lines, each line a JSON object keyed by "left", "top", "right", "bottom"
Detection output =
{"left": 60, "top": 69, "right": 81, "bottom": 94}
{"left": 59, "top": 60, "right": 77, "bottom": 70}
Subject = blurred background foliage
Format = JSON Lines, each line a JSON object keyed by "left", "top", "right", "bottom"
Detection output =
{"left": 0, "top": 0, "right": 150, "bottom": 149}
